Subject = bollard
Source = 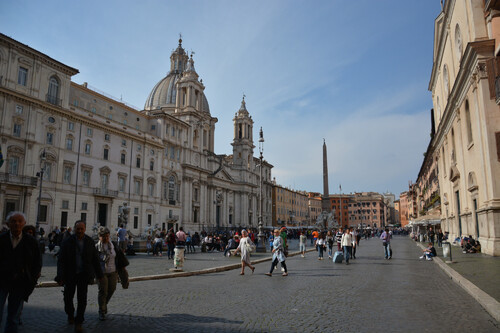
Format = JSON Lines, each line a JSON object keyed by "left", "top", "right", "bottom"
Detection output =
{"left": 442, "top": 241, "right": 453, "bottom": 263}
{"left": 171, "top": 245, "right": 185, "bottom": 271}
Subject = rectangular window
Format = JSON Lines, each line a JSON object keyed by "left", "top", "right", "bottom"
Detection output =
{"left": 46, "top": 132, "right": 53, "bottom": 145}
{"left": 63, "top": 167, "right": 72, "bottom": 184}
{"left": 43, "top": 164, "right": 51, "bottom": 181}
{"left": 81, "top": 202, "right": 88, "bottom": 210}
{"left": 17, "top": 67, "right": 27, "bottom": 86}
{"left": 103, "top": 148, "right": 109, "bottom": 160}
{"left": 170, "top": 147, "right": 175, "bottom": 159}
{"left": 13, "top": 124, "right": 21, "bottom": 137}
{"left": 148, "top": 183, "right": 154, "bottom": 196}
{"left": 134, "top": 207, "right": 139, "bottom": 215}
{"left": 119, "top": 177, "right": 125, "bottom": 192}
{"left": 134, "top": 216, "right": 138, "bottom": 229}
{"left": 80, "top": 212, "right": 87, "bottom": 222}
{"left": 149, "top": 160, "right": 154, "bottom": 171}
{"left": 66, "top": 138, "right": 73, "bottom": 150}
{"left": 151, "top": 125, "right": 156, "bottom": 131}
{"left": 82, "top": 170, "right": 90, "bottom": 186}
{"left": 134, "top": 180, "right": 141, "bottom": 195}
{"left": 85, "top": 144, "right": 91, "bottom": 155}
{"left": 121, "top": 139, "right": 127, "bottom": 146}
{"left": 137, "top": 144, "right": 142, "bottom": 151}
{"left": 172, "top": 127, "right": 175, "bottom": 137}
{"left": 91, "top": 107, "right": 97, "bottom": 113}
{"left": 136, "top": 157, "right": 141, "bottom": 168}
{"left": 87, "top": 128, "right": 93, "bottom": 136}
{"left": 104, "top": 134, "right": 110, "bottom": 141}
{"left": 62, "top": 200, "right": 69, "bottom": 209}
{"left": 121, "top": 153, "right": 126, "bottom": 164}
{"left": 8, "top": 156, "right": 19, "bottom": 176}
{"left": 177, "top": 148, "right": 180, "bottom": 161}
{"left": 15, "top": 105, "right": 23, "bottom": 115}
{"left": 166, "top": 124, "right": 170, "bottom": 135}
{"left": 68, "top": 122, "right": 74, "bottom": 131}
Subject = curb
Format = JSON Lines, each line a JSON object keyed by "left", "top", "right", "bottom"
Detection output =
{"left": 415, "top": 242, "right": 500, "bottom": 323}
{"left": 37, "top": 248, "right": 316, "bottom": 288}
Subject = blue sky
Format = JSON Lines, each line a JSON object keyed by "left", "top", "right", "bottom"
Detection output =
{"left": 1, "top": 0, "right": 441, "bottom": 198}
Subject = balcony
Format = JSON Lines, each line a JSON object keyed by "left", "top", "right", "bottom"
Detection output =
{"left": 46, "top": 94, "right": 62, "bottom": 106}
{"left": 167, "top": 215, "right": 179, "bottom": 221}
{"left": 0, "top": 173, "right": 38, "bottom": 187}
{"left": 93, "top": 187, "right": 118, "bottom": 198}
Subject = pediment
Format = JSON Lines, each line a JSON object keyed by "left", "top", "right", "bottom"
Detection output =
{"left": 449, "top": 165, "right": 460, "bottom": 182}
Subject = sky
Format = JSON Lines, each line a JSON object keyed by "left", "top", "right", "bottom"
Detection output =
{"left": 0, "top": 0, "right": 442, "bottom": 198}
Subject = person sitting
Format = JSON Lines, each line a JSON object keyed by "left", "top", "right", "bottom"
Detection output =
{"left": 464, "top": 237, "right": 480, "bottom": 253}
{"left": 462, "top": 236, "right": 475, "bottom": 253}
{"left": 420, "top": 242, "right": 436, "bottom": 261}
{"left": 224, "top": 236, "right": 238, "bottom": 257}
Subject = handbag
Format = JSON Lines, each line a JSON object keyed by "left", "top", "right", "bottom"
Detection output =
{"left": 117, "top": 267, "right": 129, "bottom": 289}
{"left": 246, "top": 240, "right": 256, "bottom": 253}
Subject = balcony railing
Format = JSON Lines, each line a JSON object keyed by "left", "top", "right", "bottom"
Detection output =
{"left": 167, "top": 215, "right": 179, "bottom": 221}
{"left": 93, "top": 188, "right": 118, "bottom": 197}
{"left": 46, "top": 94, "right": 62, "bottom": 106}
{"left": 0, "top": 173, "right": 38, "bottom": 187}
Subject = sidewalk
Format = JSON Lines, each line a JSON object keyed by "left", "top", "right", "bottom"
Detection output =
{"left": 38, "top": 238, "right": 307, "bottom": 286}
{"left": 414, "top": 239, "right": 500, "bottom": 322}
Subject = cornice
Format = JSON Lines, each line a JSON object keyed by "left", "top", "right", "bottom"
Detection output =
{"left": 0, "top": 33, "right": 79, "bottom": 76}
{"left": 433, "top": 39, "right": 495, "bottom": 149}
{"left": 429, "top": 0, "right": 455, "bottom": 91}
{"left": 0, "top": 86, "right": 164, "bottom": 149}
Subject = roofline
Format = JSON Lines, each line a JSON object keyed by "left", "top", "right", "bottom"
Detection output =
{"left": 0, "top": 33, "right": 79, "bottom": 76}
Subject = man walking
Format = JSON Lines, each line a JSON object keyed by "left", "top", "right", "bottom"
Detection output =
{"left": 427, "top": 227, "right": 435, "bottom": 246}
{"left": 56, "top": 221, "right": 103, "bottom": 332}
{"left": 116, "top": 224, "right": 128, "bottom": 252}
{"left": 380, "top": 228, "right": 392, "bottom": 259}
{"left": 0, "top": 212, "right": 41, "bottom": 333}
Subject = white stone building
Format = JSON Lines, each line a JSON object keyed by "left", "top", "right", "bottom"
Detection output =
{"left": 428, "top": 1, "right": 500, "bottom": 255}
{"left": 0, "top": 34, "right": 273, "bottom": 235}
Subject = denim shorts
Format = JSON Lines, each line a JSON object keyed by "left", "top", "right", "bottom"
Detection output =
{"left": 299, "top": 244, "right": 306, "bottom": 252}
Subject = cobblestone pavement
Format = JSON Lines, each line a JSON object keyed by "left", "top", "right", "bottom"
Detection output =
{"left": 12, "top": 237, "right": 500, "bottom": 333}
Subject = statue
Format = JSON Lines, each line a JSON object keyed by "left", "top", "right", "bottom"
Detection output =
{"left": 118, "top": 202, "right": 130, "bottom": 227}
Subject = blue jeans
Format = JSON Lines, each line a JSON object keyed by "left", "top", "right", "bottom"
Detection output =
{"left": 384, "top": 242, "right": 391, "bottom": 258}
{"left": 167, "top": 244, "right": 175, "bottom": 258}
{"left": 0, "top": 287, "right": 24, "bottom": 333}
{"left": 343, "top": 246, "right": 351, "bottom": 262}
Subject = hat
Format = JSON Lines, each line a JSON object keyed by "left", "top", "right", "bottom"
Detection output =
{"left": 98, "top": 227, "right": 110, "bottom": 236}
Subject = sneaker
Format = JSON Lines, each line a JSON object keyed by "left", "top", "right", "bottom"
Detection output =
{"left": 426, "top": 257, "right": 433, "bottom": 261}
{"left": 301, "top": 254, "right": 305, "bottom": 258}
{"left": 419, "top": 255, "right": 424, "bottom": 259}
{"left": 282, "top": 272, "right": 288, "bottom": 276}
{"left": 265, "top": 273, "right": 272, "bottom": 277}
{"left": 281, "top": 267, "right": 285, "bottom": 272}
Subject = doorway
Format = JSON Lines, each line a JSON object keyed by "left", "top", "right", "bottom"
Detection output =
{"left": 98, "top": 203, "right": 108, "bottom": 226}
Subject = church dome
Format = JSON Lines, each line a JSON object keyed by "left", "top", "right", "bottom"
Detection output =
{"left": 144, "top": 38, "right": 210, "bottom": 113}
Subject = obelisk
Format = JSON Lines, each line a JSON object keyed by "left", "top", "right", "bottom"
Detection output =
{"left": 322, "top": 139, "right": 330, "bottom": 221}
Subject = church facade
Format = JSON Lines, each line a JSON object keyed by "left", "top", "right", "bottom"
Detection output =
{"left": 0, "top": 34, "right": 273, "bottom": 235}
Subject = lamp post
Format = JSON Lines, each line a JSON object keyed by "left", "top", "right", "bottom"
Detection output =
{"left": 257, "top": 127, "right": 266, "bottom": 252}
{"left": 36, "top": 149, "right": 47, "bottom": 237}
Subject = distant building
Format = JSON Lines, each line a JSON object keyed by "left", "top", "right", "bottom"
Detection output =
{"left": 348, "top": 192, "right": 387, "bottom": 229}
{"left": 324, "top": 194, "right": 352, "bottom": 227}
{"left": 271, "top": 182, "right": 308, "bottom": 227}
{"left": 399, "top": 192, "right": 410, "bottom": 227}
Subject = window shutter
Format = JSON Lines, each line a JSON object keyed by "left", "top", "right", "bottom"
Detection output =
{"left": 486, "top": 57, "right": 497, "bottom": 99}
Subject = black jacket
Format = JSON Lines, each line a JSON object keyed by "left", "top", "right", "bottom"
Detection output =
{"left": 0, "top": 231, "right": 42, "bottom": 301}
{"left": 56, "top": 234, "right": 103, "bottom": 285}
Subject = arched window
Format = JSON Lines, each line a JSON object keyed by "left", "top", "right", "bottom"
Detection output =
{"left": 47, "top": 76, "right": 60, "bottom": 105}
{"left": 464, "top": 100, "right": 473, "bottom": 145}
{"left": 436, "top": 96, "right": 441, "bottom": 121}
{"left": 455, "top": 24, "right": 463, "bottom": 62}
{"left": 443, "top": 65, "right": 450, "bottom": 98}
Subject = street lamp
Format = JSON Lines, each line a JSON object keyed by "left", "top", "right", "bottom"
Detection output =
{"left": 36, "top": 149, "right": 46, "bottom": 237}
{"left": 257, "top": 127, "right": 266, "bottom": 252}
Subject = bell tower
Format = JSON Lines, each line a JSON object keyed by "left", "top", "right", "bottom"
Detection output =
{"left": 232, "top": 96, "right": 254, "bottom": 169}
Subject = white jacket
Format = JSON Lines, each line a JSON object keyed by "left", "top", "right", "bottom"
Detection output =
{"left": 341, "top": 233, "right": 353, "bottom": 247}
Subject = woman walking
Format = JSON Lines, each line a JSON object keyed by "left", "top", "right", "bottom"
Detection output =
{"left": 96, "top": 227, "right": 129, "bottom": 320}
{"left": 265, "top": 229, "right": 288, "bottom": 277}
{"left": 316, "top": 233, "right": 326, "bottom": 260}
{"left": 235, "top": 230, "right": 255, "bottom": 275}
{"left": 326, "top": 230, "right": 334, "bottom": 259}
{"left": 341, "top": 228, "right": 353, "bottom": 265}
